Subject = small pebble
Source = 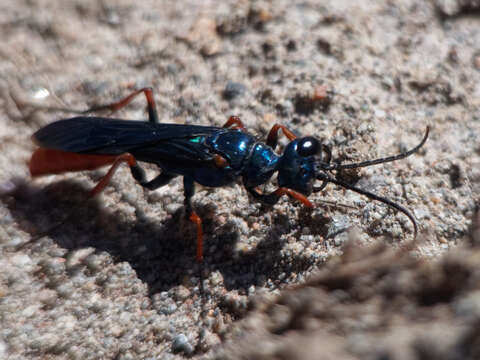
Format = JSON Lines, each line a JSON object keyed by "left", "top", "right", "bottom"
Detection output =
{"left": 40, "top": 258, "right": 66, "bottom": 276}
{"left": 66, "top": 248, "right": 96, "bottom": 270}
{"left": 55, "top": 282, "right": 74, "bottom": 299}
{"left": 326, "top": 216, "right": 350, "bottom": 239}
{"left": 85, "top": 254, "right": 107, "bottom": 272}
{"left": 172, "top": 334, "right": 194, "bottom": 355}
{"left": 10, "top": 254, "right": 32, "bottom": 267}
{"left": 223, "top": 81, "right": 247, "bottom": 100}
{"left": 174, "top": 285, "right": 191, "bottom": 301}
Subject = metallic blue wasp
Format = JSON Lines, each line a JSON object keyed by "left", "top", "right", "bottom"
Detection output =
{"left": 29, "top": 88, "right": 429, "bottom": 261}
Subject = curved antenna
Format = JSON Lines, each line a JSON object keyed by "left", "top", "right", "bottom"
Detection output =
{"left": 325, "top": 126, "right": 429, "bottom": 171}
{"left": 317, "top": 173, "right": 418, "bottom": 239}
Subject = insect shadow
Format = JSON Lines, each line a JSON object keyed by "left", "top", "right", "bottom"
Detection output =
{"left": 5, "top": 179, "right": 317, "bottom": 293}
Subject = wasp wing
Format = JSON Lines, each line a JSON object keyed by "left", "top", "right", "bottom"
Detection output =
{"left": 33, "top": 117, "right": 222, "bottom": 163}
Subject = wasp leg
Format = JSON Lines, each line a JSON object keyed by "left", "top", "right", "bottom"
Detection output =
{"left": 183, "top": 177, "right": 204, "bottom": 262}
{"left": 266, "top": 124, "right": 297, "bottom": 151}
{"left": 247, "top": 187, "right": 313, "bottom": 208}
{"left": 222, "top": 115, "right": 245, "bottom": 130}
{"left": 129, "top": 164, "right": 176, "bottom": 190}
{"left": 83, "top": 87, "right": 159, "bottom": 124}
{"left": 88, "top": 153, "right": 137, "bottom": 198}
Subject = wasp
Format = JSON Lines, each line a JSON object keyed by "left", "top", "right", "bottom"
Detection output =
{"left": 29, "top": 88, "right": 429, "bottom": 261}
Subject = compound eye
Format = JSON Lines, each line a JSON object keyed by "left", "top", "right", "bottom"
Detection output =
{"left": 297, "top": 137, "right": 320, "bottom": 157}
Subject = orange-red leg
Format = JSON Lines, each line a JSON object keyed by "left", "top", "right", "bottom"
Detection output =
{"left": 247, "top": 186, "right": 313, "bottom": 208}
{"left": 266, "top": 124, "right": 297, "bottom": 150}
{"left": 272, "top": 188, "right": 313, "bottom": 208}
{"left": 189, "top": 212, "right": 204, "bottom": 262}
{"left": 85, "top": 87, "right": 159, "bottom": 123}
{"left": 88, "top": 153, "right": 137, "bottom": 198}
{"left": 222, "top": 116, "right": 245, "bottom": 130}
{"left": 183, "top": 177, "right": 205, "bottom": 262}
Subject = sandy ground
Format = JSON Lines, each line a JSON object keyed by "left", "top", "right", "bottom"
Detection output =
{"left": 0, "top": 0, "right": 479, "bottom": 359}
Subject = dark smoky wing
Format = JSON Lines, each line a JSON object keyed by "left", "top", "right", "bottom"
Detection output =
{"left": 32, "top": 117, "right": 221, "bottom": 159}
{"left": 130, "top": 139, "right": 216, "bottom": 163}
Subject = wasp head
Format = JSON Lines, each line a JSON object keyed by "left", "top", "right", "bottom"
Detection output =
{"left": 277, "top": 137, "right": 331, "bottom": 195}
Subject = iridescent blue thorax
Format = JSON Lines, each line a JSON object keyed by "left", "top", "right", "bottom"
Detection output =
{"left": 206, "top": 131, "right": 256, "bottom": 169}
{"left": 242, "top": 142, "right": 279, "bottom": 188}
{"left": 195, "top": 130, "right": 280, "bottom": 188}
